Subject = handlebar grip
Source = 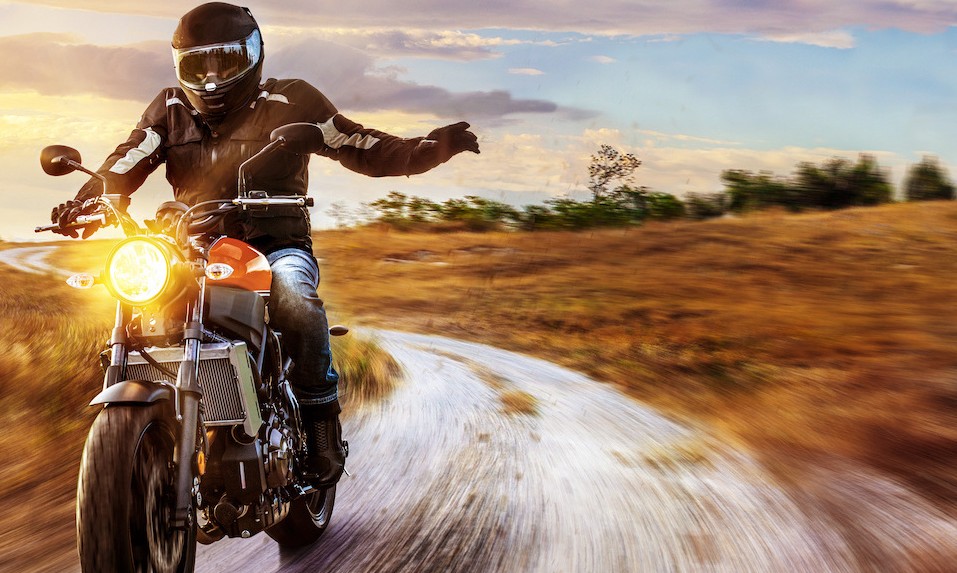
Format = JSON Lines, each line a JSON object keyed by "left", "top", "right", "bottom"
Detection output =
{"left": 34, "top": 213, "right": 107, "bottom": 233}
{"left": 304, "top": 197, "right": 314, "bottom": 207}
{"left": 75, "top": 213, "right": 107, "bottom": 225}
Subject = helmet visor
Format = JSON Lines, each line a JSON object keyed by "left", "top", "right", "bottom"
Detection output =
{"left": 174, "top": 29, "right": 262, "bottom": 91}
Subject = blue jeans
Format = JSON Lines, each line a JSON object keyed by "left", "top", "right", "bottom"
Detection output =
{"left": 266, "top": 248, "right": 339, "bottom": 411}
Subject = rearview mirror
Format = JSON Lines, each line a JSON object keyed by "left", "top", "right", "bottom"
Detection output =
{"left": 269, "top": 123, "right": 325, "bottom": 155}
{"left": 40, "top": 145, "right": 82, "bottom": 176}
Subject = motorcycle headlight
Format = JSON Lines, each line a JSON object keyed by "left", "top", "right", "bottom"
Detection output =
{"left": 105, "top": 238, "right": 176, "bottom": 306}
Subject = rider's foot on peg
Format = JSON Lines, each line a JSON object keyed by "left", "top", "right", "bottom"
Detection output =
{"left": 301, "top": 403, "right": 348, "bottom": 488}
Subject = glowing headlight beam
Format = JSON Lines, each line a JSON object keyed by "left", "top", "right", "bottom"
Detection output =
{"left": 106, "top": 239, "right": 172, "bottom": 305}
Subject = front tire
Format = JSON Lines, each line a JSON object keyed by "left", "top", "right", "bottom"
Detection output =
{"left": 76, "top": 404, "right": 196, "bottom": 573}
{"left": 265, "top": 486, "right": 336, "bottom": 548}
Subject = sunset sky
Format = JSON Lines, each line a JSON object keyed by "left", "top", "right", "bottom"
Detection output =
{"left": 1, "top": 0, "right": 956, "bottom": 240}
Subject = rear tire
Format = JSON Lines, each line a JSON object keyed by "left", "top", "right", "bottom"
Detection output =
{"left": 265, "top": 486, "right": 336, "bottom": 548}
{"left": 76, "top": 404, "right": 196, "bottom": 573}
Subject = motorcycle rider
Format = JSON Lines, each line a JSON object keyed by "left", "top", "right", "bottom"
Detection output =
{"left": 50, "top": 2, "right": 480, "bottom": 487}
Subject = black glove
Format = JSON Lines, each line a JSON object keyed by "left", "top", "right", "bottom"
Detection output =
{"left": 50, "top": 198, "right": 99, "bottom": 239}
{"left": 425, "top": 121, "right": 480, "bottom": 159}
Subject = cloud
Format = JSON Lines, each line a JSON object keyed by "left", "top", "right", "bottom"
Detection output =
{"left": 508, "top": 68, "right": 545, "bottom": 76}
{"left": 590, "top": 55, "right": 617, "bottom": 64}
{"left": 0, "top": 34, "right": 170, "bottom": 102}
{"left": 635, "top": 129, "right": 739, "bottom": 147}
{"left": 266, "top": 28, "right": 545, "bottom": 61}
{"left": 647, "top": 35, "right": 685, "bottom": 44}
{"left": 268, "top": 38, "right": 592, "bottom": 121}
{"left": 0, "top": 92, "right": 143, "bottom": 152}
{"left": 0, "top": 33, "right": 591, "bottom": 122}
{"left": 758, "top": 30, "right": 857, "bottom": 49}
{"left": 10, "top": 0, "right": 957, "bottom": 36}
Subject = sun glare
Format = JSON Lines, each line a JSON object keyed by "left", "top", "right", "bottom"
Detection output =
{"left": 0, "top": 91, "right": 142, "bottom": 151}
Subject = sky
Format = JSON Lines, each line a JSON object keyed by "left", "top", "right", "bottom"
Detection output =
{"left": 1, "top": 0, "right": 956, "bottom": 240}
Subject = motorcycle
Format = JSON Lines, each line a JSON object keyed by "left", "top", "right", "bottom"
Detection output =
{"left": 36, "top": 123, "right": 346, "bottom": 572}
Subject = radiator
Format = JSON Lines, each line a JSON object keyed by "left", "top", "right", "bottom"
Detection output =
{"left": 124, "top": 342, "right": 263, "bottom": 436}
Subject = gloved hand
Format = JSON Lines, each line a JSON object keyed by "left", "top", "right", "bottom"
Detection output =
{"left": 50, "top": 198, "right": 100, "bottom": 239}
{"left": 424, "top": 122, "right": 480, "bottom": 159}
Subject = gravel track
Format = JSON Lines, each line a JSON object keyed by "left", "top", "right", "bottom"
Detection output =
{"left": 0, "top": 245, "right": 69, "bottom": 276}
{"left": 6, "top": 246, "right": 956, "bottom": 572}
{"left": 193, "top": 331, "right": 865, "bottom": 572}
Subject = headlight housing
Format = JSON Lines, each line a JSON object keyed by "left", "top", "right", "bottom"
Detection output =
{"left": 105, "top": 238, "right": 181, "bottom": 306}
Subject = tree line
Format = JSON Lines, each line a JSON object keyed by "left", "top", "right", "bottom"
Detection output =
{"left": 330, "top": 145, "right": 956, "bottom": 231}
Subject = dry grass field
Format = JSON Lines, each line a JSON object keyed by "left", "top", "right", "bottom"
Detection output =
{"left": 314, "top": 201, "right": 957, "bottom": 513}
{"left": 0, "top": 249, "right": 108, "bottom": 571}
{"left": 2, "top": 199, "right": 956, "bottom": 569}
{"left": 0, "top": 240, "right": 398, "bottom": 571}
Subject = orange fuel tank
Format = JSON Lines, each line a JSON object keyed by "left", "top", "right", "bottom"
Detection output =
{"left": 207, "top": 237, "right": 272, "bottom": 292}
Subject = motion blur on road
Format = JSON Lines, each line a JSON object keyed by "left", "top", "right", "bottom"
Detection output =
{"left": 186, "top": 332, "right": 957, "bottom": 573}
{"left": 3, "top": 228, "right": 957, "bottom": 572}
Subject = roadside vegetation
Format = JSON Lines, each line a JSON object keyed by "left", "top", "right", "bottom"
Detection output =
{"left": 314, "top": 201, "right": 957, "bottom": 515}
{"left": 332, "top": 332, "right": 403, "bottom": 408}
{"left": 0, "top": 250, "right": 108, "bottom": 570}
{"left": 339, "top": 148, "right": 955, "bottom": 232}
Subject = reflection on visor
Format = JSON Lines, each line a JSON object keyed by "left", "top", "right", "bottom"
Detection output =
{"left": 174, "top": 29, "right": 262, "bottom": 90}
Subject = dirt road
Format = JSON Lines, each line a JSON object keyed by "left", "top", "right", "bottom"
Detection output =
{"left": 194, "top": 331, "right": 956, "bottom": 572}
{"left": 0, "top": 245, "right": 69, "bottom": 276}
{"left": 4, "top": 246, "right": 956, "bottom": 572}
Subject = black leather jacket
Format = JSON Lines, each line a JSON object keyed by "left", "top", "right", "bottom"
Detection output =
{"left": 76, "top": 78, "right": 449, "bottom": 253}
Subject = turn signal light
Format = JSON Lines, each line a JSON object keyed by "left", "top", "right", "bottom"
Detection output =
{"left": 205, "top": 263, "right": 235, "bottom": 281}
{"left": 66, "top": 273, "right": 97, "bottom": 289}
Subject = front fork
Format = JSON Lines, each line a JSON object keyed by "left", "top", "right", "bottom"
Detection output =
{"left": 172, "top": 280, "right": 207, "bottom": 529}
{"left": 103, "top": 302, "right": 131, "bottom": 389}
{"left": 103, "top": 282, "right": 207, "bottom": 530}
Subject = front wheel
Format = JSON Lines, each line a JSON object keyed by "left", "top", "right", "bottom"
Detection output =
{"left": 265, "top": 486, "right": 336, "bottom": 548}
{"left": 76, "top": 404, "right": 196, "bottom": 573}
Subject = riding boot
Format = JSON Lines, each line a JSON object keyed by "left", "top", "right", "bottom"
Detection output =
{"left": 300, "top": 401, "right": 348, "bottom": 488}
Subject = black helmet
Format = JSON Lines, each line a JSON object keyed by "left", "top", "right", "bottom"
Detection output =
{"left": 172, "top": 3, "right": 263, "bottom": 118}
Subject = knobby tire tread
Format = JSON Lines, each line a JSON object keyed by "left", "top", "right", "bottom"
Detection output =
{"left": 76, "top": 404, "right": 196, "bottom": 573}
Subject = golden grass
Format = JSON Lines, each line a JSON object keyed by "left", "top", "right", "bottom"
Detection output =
{"left": 498, "top": 389, "right": 540, "bottom": 416}
{"left": 0, "top": 246, "right": 111, "bottom": 569}
{"left": 0, "top": 239, "right": 402, "bottom": 569}
{"left": 313, "top": 201, "right": 957, "bottom": 510}
{"left": 331, "top": 330, "right": 403, "bottom": 408}
{"left": 641, "top": 438, "right": 714, "bottom": 471}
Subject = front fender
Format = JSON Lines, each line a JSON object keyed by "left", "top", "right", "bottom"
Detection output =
{"left": 89, "top": 379, "right": 174, "bottom": 406}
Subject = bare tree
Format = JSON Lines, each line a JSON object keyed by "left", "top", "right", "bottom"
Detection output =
{"left": 588, "top": 144, "right": 641, "bottom": 200}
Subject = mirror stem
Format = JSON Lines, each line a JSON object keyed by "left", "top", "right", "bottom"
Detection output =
{"left": 237, "top": 138, "right": 285, "bottom": 198}
{"left": 56, "top": 157, "right": 108, "bottom": 191}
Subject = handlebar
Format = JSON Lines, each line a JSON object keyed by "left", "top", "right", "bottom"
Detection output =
{"left": 37, "top": 194, "right": 313, "bottom": 237}
{"left": 34, "top": 213, "right": 108, "bottom": 234}
{"left": 176, "top": 195, "right": 314, "bottom": 244}
{"left": 233, "top": 196, "right": 314, "bottom": 208}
